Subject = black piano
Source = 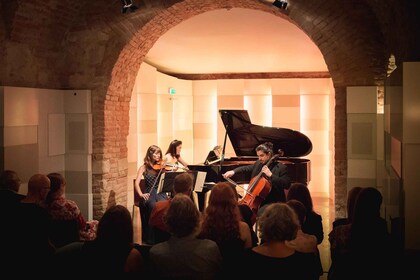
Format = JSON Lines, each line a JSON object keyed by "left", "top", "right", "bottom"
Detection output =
{"left": 188, "top": 109, "right": 312, "bottom": 186}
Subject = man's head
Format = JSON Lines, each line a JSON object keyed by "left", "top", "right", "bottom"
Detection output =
{"left": 173, "top": 172, "right": 193, "bottom": 195}
{"left": 0, "top": 170, "right": 21, "bottom": 192}
{"left": 27, "top": 174, "right": 51, "bottom": 202}
{"left": 256, "top": 142, "right": 274, "bottom": 164}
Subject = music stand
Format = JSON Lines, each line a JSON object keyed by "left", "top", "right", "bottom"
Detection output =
{"left": 190, "top": 170, "right": 207, "bottom": 192}
{"left": 157, "top": 172, "right": 182, "bottom": 194}
{"left": 156, "top": 171, "right": 207, "bottom": 194}
{"left": 204, "top": 145, "right": 222, "bottom": 165}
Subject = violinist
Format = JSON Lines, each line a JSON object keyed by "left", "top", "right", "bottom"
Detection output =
{"left": 222, "top": 142, "right": 291, "bottom": 216}
{"left": 164, "top": 139, "right": 189, "bottom": 171}
{"left": 135, "top": 145, "right": 169, "bottom": 244}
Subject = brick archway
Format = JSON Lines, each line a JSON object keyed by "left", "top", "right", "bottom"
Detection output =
{"left": 93, "top": 0, "right": 387, "bottom": 218}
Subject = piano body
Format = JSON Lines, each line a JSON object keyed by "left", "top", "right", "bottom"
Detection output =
{"left": 188, "top": 109, "right": 312, "bottom": 186}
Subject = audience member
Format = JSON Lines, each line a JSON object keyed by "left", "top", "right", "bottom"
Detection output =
{"left": 199, "top": 182, "right": 252, "bottom": 276}
{"left": 328, "top": 187, "right": 393, "bottom": 280}
{"left": 239, "top": 203, "right": 319, "bottom": 279}
{"left": 54, "top": 205, "right": 144, "bottom": 276}
{"left": 149, "top": 194, "right": 222, "bottom": 279}
{"left": 228, "top": 184, "right": 259, "bottom": 246}
{"left": 0, "top": 170, "right": 25, "bottom": 206}
{"left": 286, "top": 199, "right": 318, "bottom": 253}
{"left": 327, "top": 186, "right": 362, "bottom": 278}
{"left": 148, "top": 172, "right": 194, "bottom": 244}
{"left": 46, "top": 172, "right": 98, "bottom": 247}
{"left": 287, "top": 182, "right": 324, "bottom": 277}
{"left": 5, "top": 174, "right": 54, "bottom": 275}
{"left": 332, "top": 186, "right": 362, "bottom": 228}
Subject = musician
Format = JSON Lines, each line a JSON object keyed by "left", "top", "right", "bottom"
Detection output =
{"left": 135, "top": 145, "right": 169, "bottom": 243}
{"left": 164, "top": 139, "right": 189, "bottom": 171}
{"left": 222, "top": 142, "right": 291, "bottom": 215}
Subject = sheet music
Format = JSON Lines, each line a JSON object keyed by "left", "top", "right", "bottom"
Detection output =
{"left": 194, "top": 171, "right": 207, "bottom": 192}
{"left": 156, "top": 172, "right": 166, "bottom": 194}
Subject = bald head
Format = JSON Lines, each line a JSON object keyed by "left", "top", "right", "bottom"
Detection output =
{"left": 27, "top": 174, "right": 51, "bottom": 201}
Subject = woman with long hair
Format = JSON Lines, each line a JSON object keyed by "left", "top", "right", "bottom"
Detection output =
{"left": 164, "top": 139, "right": 189, "bottom": 170}
{"left": 199, "top": 182, "right": 252, "bottom": 276}
{"left": 135, "top": 145, "right": 169, "bottom": 243}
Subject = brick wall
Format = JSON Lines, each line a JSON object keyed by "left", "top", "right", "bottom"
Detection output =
{"left": 1, "top": 0, "right": 418, "bottom": 219}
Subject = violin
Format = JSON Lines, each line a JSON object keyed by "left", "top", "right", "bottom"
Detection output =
{"left": 152, "top": 160, "right": 188, "bottom": 171}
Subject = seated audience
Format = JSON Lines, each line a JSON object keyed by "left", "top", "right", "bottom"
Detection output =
{"left": 286, "top": 199, "right": 318, "bottom": 253}
{"left": 46, "top": 172, "right": 97, "bottom": 247}
{"left": 0, "top": 170, "right": 25, "bottom": 206}
{"left": 327, "top": 186, "right": 362, "bottom": 278}
{"left": 148, "top": 172, "right": 194, "bottom": 244}
{"left": 287, "top": 182, "right": 324, "bottom": 277}
{"left": 328, "top": 187, "right": 393, "bottom": 280}
{"left": 239, "top": 202, "right": 319, "bottom": 279}
{"left": 54, "top": 205, "right": 144, "bottom": 276}
{"left": 332, "top": 186, "right": 362, "bottom": 228}
{"left": 198, "top": 182, "right": 252, "bottom": 276}
{"left": 149, "top": 194, "right": 222, "bottom": 279}
{"left": 5, "top": 174, "right": 55, "bottom": 275}
{"left": 228, "top": 183, "right": 259, "bottom": 246}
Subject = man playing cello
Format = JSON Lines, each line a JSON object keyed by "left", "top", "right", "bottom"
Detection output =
{"left": 223, "top": 142, "right": 291, "bottom": 217}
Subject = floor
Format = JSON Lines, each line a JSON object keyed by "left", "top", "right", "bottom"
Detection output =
{"left": 313, "top": 196, "right": 334, "bottom": 280}
{"left": 132, "top": 196, "right": 335, "bottom": 279}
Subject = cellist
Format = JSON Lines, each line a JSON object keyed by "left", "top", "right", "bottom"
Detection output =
{"left": 222, "top": 142, "right": 291, "bottom": 216}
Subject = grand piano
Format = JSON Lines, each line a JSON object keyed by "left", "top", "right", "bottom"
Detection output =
{"left": 188, "top": 109, "right": 312, "bottom": 186}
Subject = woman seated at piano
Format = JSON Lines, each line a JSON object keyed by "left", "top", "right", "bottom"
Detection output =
{"left": 222, "top": 142, "right": 291, "bottom": 217}
{"left": 164, "top": 139, "right": 189, "bottom": 171}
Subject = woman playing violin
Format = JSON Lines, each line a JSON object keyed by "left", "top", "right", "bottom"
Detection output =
{"left": 223, "top": 142, "right": 291, "bottom": 217}
{"left": 164, "top": 139, "right": 189, "bottom": 171}
{"left": 135, "top": 145, "right": 169, "bottom": 243}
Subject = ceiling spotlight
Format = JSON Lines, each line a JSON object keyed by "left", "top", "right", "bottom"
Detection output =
{"left": 121, "top": 0, "right": 138, "bottom": 14}
{"left": 273, "top": 0, "right": 288, "bottom": 10}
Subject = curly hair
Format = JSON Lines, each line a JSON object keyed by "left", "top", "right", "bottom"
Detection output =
{"left": 199, "top": 182, "right": 241, "bottom": 243}
{"left": 256, "top": 142, "right": 274, "bottom": 155}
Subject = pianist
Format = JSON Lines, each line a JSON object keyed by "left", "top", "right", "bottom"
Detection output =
{"left": 222, "top": 142, "right": 291, "bottom": 216}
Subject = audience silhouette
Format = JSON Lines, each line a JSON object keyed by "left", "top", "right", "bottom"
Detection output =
{"left": 287, "top": 182, "right": 324, "bottom": 277}
{"left": 149, "top": 194, "right": 222, "bottom": 279}
{"left": 239, "top": 202, "right": 319, "bottom": 279}
{"left": 148, "top": 172, "right": 194, "bottom": 244}
{"left": 54, "top": 204, "right": 144, "bottom": 276}
{"left": 46, "top": 172, "right": 98, "bottom": 247}
{"left": 199, "top": 182, "right": 252, "bottom": 276}
{"left": 328, "top": 187, "right": 393, "bottom": 280}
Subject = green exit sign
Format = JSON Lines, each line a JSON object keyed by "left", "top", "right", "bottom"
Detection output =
{"left": 169, "top": 87, "right": 176, "bottom": 95}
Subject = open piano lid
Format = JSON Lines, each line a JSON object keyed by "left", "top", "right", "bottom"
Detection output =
{"left": 219, "top": 109, "right": 312, "bottom": 158}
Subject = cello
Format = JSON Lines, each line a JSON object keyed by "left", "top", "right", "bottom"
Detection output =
{"left": 236, "top": 153, "right": 280, "bottom": 224}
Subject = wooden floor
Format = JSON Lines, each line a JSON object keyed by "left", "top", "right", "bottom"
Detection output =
{"left": 313, "top": 196, "right": 334, "bottom": 280}
{"left": 132, "top": 196, "right": 335, "bottom": 279}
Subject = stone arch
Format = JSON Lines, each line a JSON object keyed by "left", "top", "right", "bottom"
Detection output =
{"left": 93, "top": 0, "right": 388, "bottom": 218}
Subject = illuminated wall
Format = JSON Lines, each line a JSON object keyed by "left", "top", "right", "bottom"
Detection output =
{"left": 129, "top": 63, "right": 334, "bottom": 198}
